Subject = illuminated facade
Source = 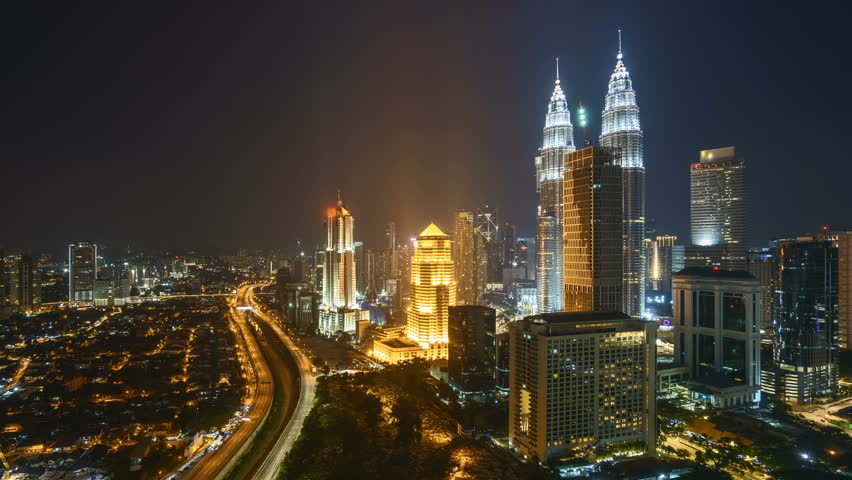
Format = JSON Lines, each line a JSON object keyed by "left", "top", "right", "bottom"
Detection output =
{"left": 600, "top": 36, "right": 646, "bottom": 318}
{"left": 747, "top": 247, "right": 779, "bottom": 341}
{"left": 763, "top": 236, "right": 839, "bottom": 404}
{"left": 406, "top": 223, "right": 456, "bottom": 349}
{"left": 689, "top": 147, "right": 746, "bottom": 270}
{"left": 647, "top": 235, "right": 678, "bottom": 293}
{"left": 838, "top": 232, "right": 852, "bottom": 350}
{"left": 563, "top": 146, "right": 623, "bottom": 313}
{"left": 509, "top": 312, "right": 657, "bottom": 461}
{"left": 453, "top": 211, "right": 484, "bottom": 305}
{"left": 536, "top": 61, "right": 575, "bottom": 313}
{"left": 322, "top": 194, "right": 357, "bottom": 309}
{"left": 69, "top": 242, "right": 97, "bottom": 303}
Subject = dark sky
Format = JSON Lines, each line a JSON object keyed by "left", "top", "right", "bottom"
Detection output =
{"left": 3, "top": 1, "right": 850, "bottom": 255}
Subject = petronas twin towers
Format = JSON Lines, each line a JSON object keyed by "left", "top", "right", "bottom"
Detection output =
{"left": 535, "top": 34, "right": 646, "bottom": 318}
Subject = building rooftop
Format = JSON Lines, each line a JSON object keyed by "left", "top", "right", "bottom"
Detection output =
{"left": 673, "top": 267, "right": 756, "bottom": 280}
{"left": 528, "top": 311, "right": 633, "bottom": 324}
{"left": 418, "top": 222, "right": 447, "bottom": 237}
{"left": 377, "top": 337, "right": 422, "bottom": 349}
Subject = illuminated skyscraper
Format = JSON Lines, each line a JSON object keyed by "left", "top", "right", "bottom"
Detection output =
{"left": 689, "top": 147, "right": 746, "bottom": 270}
{"left": 600, "top": 32, "right": 646, "bottom": 318}
{"left": 839, "top": 231, "right": 852, "bottom": 350}
{"left": 453, "top": 211, "right": 484, "bottom": 305}
{"left": 322, "top": 193, "right": 357, "bottom": 309}
{"left": 747, "top": 247, "right": 780, "bottom": 341}
{"left": 476, "top": 205, "right": 502, "bottom": 285}
{"left": 69, "top": 242, "right": 97, "bottom": 303}
{"left": 563, "top": 146, "right": 623, "bottom": 313}
{"left": 536, "top": 59, "right": 575, "bottom": 312}
{"left": 763, "top": 235, "right": 838, "bottom": 404}
{"left": 407, "top": 223, "right": 456, "bottom": 348}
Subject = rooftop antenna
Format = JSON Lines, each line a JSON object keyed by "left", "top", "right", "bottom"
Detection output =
{"left": 617, "top": 29, "right": 623, "bottom": 60}
{"left": 556, "top": 57, "right": 560, "bottom": 83}
{"left": 337, "top": 188, "right": 342, "bottom": 207}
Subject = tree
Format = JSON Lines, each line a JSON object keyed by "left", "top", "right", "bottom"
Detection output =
{"left": 391, "top": 397, "right": 422, "bottom": 447}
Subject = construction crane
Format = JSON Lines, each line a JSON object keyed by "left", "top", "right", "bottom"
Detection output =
{"left": 577, "top": 101, "right": 590, "bottom": 146}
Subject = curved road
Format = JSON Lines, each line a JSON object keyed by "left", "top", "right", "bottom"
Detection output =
{"left": 177, "top": 286, "right": 276, "bottom": 480}
{"left": 170, "top": 284, "right": 315, "bottom": 480}
{"left": 245, "top": 286, "right": 316, "bottom": 480}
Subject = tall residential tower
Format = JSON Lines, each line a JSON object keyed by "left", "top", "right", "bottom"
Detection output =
{"left": 535, "top": 60, "right": 575, "bottom": 313}
{"left": 600, "top": 33, "right": 646, "bottom": 318}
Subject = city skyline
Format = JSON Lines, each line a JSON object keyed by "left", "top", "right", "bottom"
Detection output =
{"left": 2, "top": 2, "right": 851, "bottom": 252}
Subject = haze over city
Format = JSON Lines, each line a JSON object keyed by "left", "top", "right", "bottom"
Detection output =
{"left": 2, "top": 1, "right": 850, "bottom": 252}
{"left": 2, "top": 3, "right": 852, "bottom": 480}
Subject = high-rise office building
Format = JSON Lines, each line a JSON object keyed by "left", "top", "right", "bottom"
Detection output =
{"left": 495, "top": 331, "right": 510, "bottom": 393}
{"left": 646, "top": 235, "right": 680, "bottom": 318}
{"left": 563, "top": 146, "right": 623, "bottom": 313}
{"left": 10, "top": 255, "right": 37, "bottom": 311}
{"left": 516, "top": 237, "right": 535, "bottom": 281}
{"left": 453, "top": 211, "right": 484, "bottom": 305}
{"left": 509, "top": 312, "right": 657, "bottom": 461}
{"left": 600, "top": 34, "right": 646, "bottom": 318}
{"left": 535, "top": 61, "right": 575, "bottom": 313}
{"left": 69, "top": 242, "right": 97, "bottom": 303}
{"left": 647, "top": 235, "right": 678, "bottom": 294}
{"left": 448, "top": 305, "right": 496, "bottom": 395}
{"left": 354, "top": 241, "right": 367, "bottom": 298}
{"left": 672, "top": 268, "right": 762, "bottom": 407}
{"left": 838, "top": 231, "right": 852, "bottom": 350}
{"left": 476, "top": 206, "right": 502, "bottom": 285}
{"left": 406, "top": 223, "right": 456, "bottom": 349}
{"left": 747, "top": 247, "right": 779, "bottom": 341}
{"left": 322, "top": 194, "right": 357, "bottom": 309}
{"left": 689, "top": 147, "right": 746, "bottom": 271}
{"left": 763, "top": 236, "right": 839, "bottom": 404}
{"left": 502, "top": 222, "right": 517, "bottom": 267}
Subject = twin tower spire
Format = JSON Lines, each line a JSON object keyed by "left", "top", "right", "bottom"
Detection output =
{"left": 535, "top": 30, "right": 646, "bottom": 318}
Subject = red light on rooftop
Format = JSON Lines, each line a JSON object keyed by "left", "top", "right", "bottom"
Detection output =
{"left": 823, "top": 225, "right": 829, "bottom": 231}
{"left": 712, "top": 266, "right": 720, "bottom": 272}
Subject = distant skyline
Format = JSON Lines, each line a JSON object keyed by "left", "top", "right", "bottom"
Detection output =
{"left": 2, "top": 2, "right": 850, "bottom": 253}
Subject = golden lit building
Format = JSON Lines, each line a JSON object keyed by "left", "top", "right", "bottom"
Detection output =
{"left": 453, "top": 211, "right": 485, "bottom": 305}
{"left": 563, "top": 146, "right": 623, "bottom": 312}
{"left": 406, "top": 223, "right": 456, "bottom": 349}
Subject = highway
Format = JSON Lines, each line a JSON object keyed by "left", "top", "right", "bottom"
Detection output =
{"left": 167, "top": 283, "right": 315, "bottom": 480}
{"left": 245, "top": 286, "right": 317, "bottom": 480}
{"left": 177, "top": 285, "right": 276, "bottom": 480}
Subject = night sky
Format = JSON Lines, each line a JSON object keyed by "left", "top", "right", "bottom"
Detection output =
{"left": 3, "top": 1, "right": 850, "bottom": 255}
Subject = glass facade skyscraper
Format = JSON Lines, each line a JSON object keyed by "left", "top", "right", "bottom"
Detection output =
{"left": 562, "top": 146, "right": 624, "bottom": 313}
{"left": 535, "top": 63, "right": 575, "bottom": 313}
{"left": 689, "top": 147, "right": 746, "bottom": 271}
{"left": 764, "top": 236, "right": 839, "bottom": 404}
{"left": 600, "top": 40, "right": 646, "bottom": 318}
